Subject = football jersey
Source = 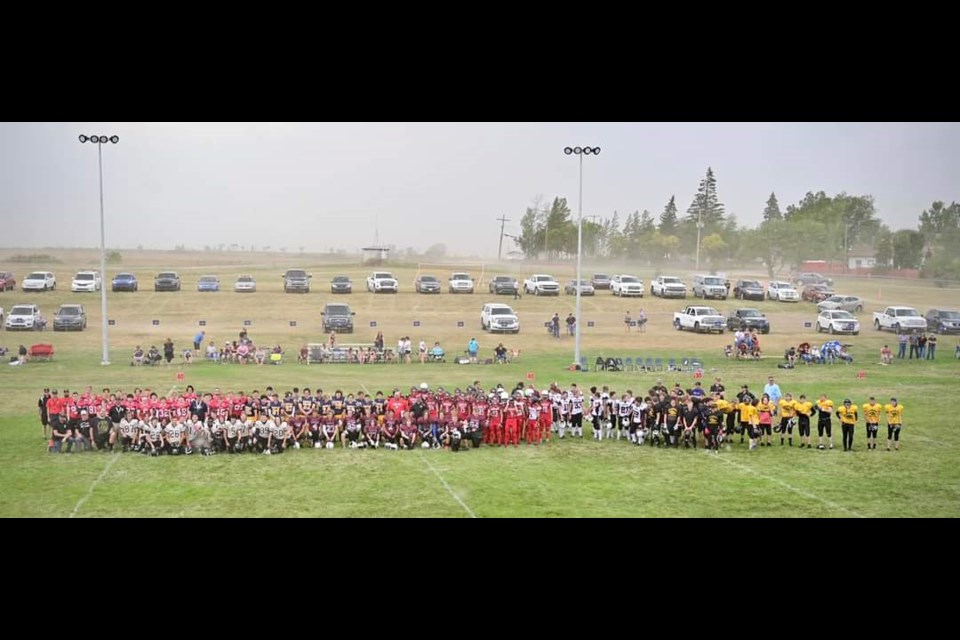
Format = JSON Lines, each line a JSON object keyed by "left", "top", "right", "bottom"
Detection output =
{"left": 837, "top": 406, "right": 858, "bottom": 424}
{"left": 778, "top": 399, "right": 797, "bottom": 418}
{"left": 883, "top": 403, "right": 904, "bottom": 424}
{"left": 815, "top": 399, "right": 834, "bottom": 419}
{"left": 795, "top": 401, "right": 813, "bottom": 417}
{"left": 571, "top": 396, "right": 584, "bottom": 415}
{"left": 862, "top": 403, "right": 882, "bottom": 424}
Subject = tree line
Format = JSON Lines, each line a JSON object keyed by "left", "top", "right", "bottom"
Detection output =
{"left": 514, "top": 167, "right": 959, "bottom": 280}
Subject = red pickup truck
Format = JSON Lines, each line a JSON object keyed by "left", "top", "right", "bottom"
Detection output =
{"left": 0, "top": 272, "right": 16, "bottom": 291}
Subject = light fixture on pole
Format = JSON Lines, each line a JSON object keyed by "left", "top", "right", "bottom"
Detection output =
{"left": 563, "top": 145, "right": 600, "bottom": 368}
{"left": 78, "top": 133, "right": 119, "bottom": 366}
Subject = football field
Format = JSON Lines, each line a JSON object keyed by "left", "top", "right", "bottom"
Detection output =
{"left": 2, "top": 250, "right": 959, "bottom": 517}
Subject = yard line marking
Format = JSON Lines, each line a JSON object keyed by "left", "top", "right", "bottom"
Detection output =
{"left": 70, "top": 453, "right": 121, "bottom": 518}
{"left": 360, "top": 382, "right": 476, "bottom": 517}
{"left": 706, "top": 451, "right": 866, "bottom": 518}
{"left": 417, "top": 451, "right": 478, "bottom": 518}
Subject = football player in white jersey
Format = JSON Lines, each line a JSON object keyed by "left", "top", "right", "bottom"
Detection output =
{"left": 272, "top": 420, "right": 292, "bottom": 453}
{"left": 143, "top": 418, "right": 163, "bottom": 456}
{"left": 569, "top": 386, "right": 585, "bottom": 438}
{"left": 616, "top": 393, "right": 633, "bottom": 441}
{"left": 119, "top": 410, "right": 139, "bottom": 452}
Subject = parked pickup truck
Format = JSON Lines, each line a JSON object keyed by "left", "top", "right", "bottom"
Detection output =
{"left": 523, "top": 274, "right": 560, "bottom": 296}
{"left": 872, "top": 306, "right": 927, "bottom": 334}
{"left": 673, "top": 306, "right": 726, "bottom": 334}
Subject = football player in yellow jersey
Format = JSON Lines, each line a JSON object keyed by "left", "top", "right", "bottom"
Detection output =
{"left": 862, "top": 396, "right": 883, "bottom": 450}
{"left": 747, "top": 399, "right": 761, "bottom": 450}
{"left": 883, "top": 397, "right": 904, "bottom": 451}
{"left": 794, "top": 394, "right": 814, "bottom": 448}
{"left": 737, "top": 398, "right": 755, "bottom": 444}
{"left": 836, "top": 398, "right": 858, "bottom": 451}
{"left": 814, "top": 394, "right": 834, "bottom": 450}
{"left": 777, "top": 393, "right": 797, "bottom": 446}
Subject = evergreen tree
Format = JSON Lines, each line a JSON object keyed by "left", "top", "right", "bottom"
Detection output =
{"left": 659, "top": 196, "right": 679, "bottom": 234}
{"left": 763, "top": 192, "right": 782, "bottom": 222}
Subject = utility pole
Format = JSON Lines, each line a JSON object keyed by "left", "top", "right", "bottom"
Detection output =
{"left": 497, "top": 215, "right": 510, "bottom": 261}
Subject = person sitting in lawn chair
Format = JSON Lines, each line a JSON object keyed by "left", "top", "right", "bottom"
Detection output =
{"left": 429, "top": 342, "right": 446, "bottom": 362}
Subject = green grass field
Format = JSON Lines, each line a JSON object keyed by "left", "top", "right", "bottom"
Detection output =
{"left": 2, "top": 249, "right": 959, "bottom": 517}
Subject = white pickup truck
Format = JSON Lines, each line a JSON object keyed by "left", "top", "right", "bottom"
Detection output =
{"left": 673, "top": 306, "right": 726, "bottom": 334}
{"left": 366, "top": 271, "right": 399, "bottom": 293}
{"left": 872, "top": 306, "right": 927, "bottom": 334}
{"left": 523, "top": 274, "right": 560, "bottom": 296}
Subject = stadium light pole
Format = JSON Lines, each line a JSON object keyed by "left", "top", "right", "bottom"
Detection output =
{"left": 564, "top": 145, "right": 600, "bottom": 368}
{"left": 79, "top": 134, "right": 118, "bottom": 366}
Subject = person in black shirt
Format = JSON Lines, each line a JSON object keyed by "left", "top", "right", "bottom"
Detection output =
{"left": 710, "top": 378, "right": 725, "bottom": 396}
{"left": 190, "top": 395, "right": 209, "bottom": 423}
{"left": 39, "top": 388, "right": 51, "bottom": 438}
{"left": 681, "top": 399, "right": 699, "bottom": 449}
{"left": 93, "top": 410, "right": 113, "bottom": 451}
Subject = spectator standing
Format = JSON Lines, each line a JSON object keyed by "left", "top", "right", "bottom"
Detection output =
{"left": 624, "top": 310, "right": 632, "bottom": 333}
{"left": 565, "top": 313, "right": 576, "bottom": 336}
{"left": 18, "top": 344, "right": 27, "bottom": 364}
{"left": 468, "top": 337, "right": 479, "bottom": 363}
{"left": 38, "top": 388, "right": 51, "bottom": 438}
{"left": 374, "top": 331, "right": 384, "bottom": 352}
{"left": 551, "top": 313, "right": 560, "bottom": 339}
{"left": 897, "top": 333, "right": 907, "bottom": 359}
{"left": 917, "top": 334, "right": 927, "bottom": 359}
{"left": 163, "top": 338, "right": 175, "bottom": 365}
{"left": 637, "top": 309, "right": 647, "bottom": 333}
{"left": 927, "top": 334, "right": 937, "bottom": 360}
{"left": 193, "top": 330, "right": 205, "bottom": 355}
{"left": 908, "top": 333, "right": 919, "bottom": 359}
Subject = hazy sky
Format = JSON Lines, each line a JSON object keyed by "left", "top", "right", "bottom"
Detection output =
{"left": 2, "top": 122, "right": 957, "bottom": 257}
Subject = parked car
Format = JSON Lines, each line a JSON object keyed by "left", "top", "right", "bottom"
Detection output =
{"left": 5, "top": 304, "right": 41, "bottom": 330}
{"left": 154, "top": 272, "right": 181, "bottom": 292}
{"left": 817, "top": 310, "right": 860, "bottom": 335}
{"left": 367, "top": 272, "right": 399, "bottom": 293}
{"left": 71, "top": 271, "right": 101, "bottom": 292}
{"left": 692, "top": 274, "right": 728, "bottom": 300}
{"left": 726, "top": 308, "right": 770, "bottom": 334}
{"left": 766, "top": 281, "right": 800, "bottom": 302}
{"left": 488, "top": 276, "right": 519, "bottom": 295}
{"left": 234, "top": 275, "right": 256, "bottom": 293}
{"left": 523, "top": 274, "right": 560, "bottom": 296}
{"left": 673, "top": 306, "right": 725, "bottom": 334}
{"left": 111, "top": 273, "right": 138, "bottom": 292}
{"left": 415, "top": 274, "right": 442, "bottom": 294}
{"left": 873, "top": 306, "right": 927, "bottom": 334}
{"left": 0, "top": 271, "right": 16, "bottom": 291}
{"left": 282, "top": 269, "right": 311, "bottom": 293}
{"left": 197, "top": 275, "right": 220, "bottom": 292}
{"left": 448, "top": 272, "right": 475, "bottom": 294}
{"left": 794, "top": 272, "right": 834, "bottom": 287}
{"left": 801, "top": 284, "right": 834, "bottom": 303}
{"left": 330, "top": 275, "right": 352, "bottom": 294}
{"left": 590, "top": 274, "right": 612, "bottom": 290}
{"left": 564, "top": 279, "right": 595, "bottom": 296}
{"left": 611, "top": 275, "right": 644, "bottom": 297}
{"left": 481, "top": 303, "right": 520, "bottom": 333}
{"left": 22, "top": 271, "right": 56, "bottom": 292}
{"left": 924, "top": 308, "right": 960, "bottom": 334}
{"left": 733, "top": 279, "right": 765, "bottom": 301}
{"left": 650, "top": 276, "right": 686, "bottom": 298}
{"left": 322, "top": 303, "right": 355, "bottom": 333}
{"left": 53, "top": 304, "right": 87, "bottom": 331}
{"left": 817, "top": 295, "right": 864, "bottom": 313}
